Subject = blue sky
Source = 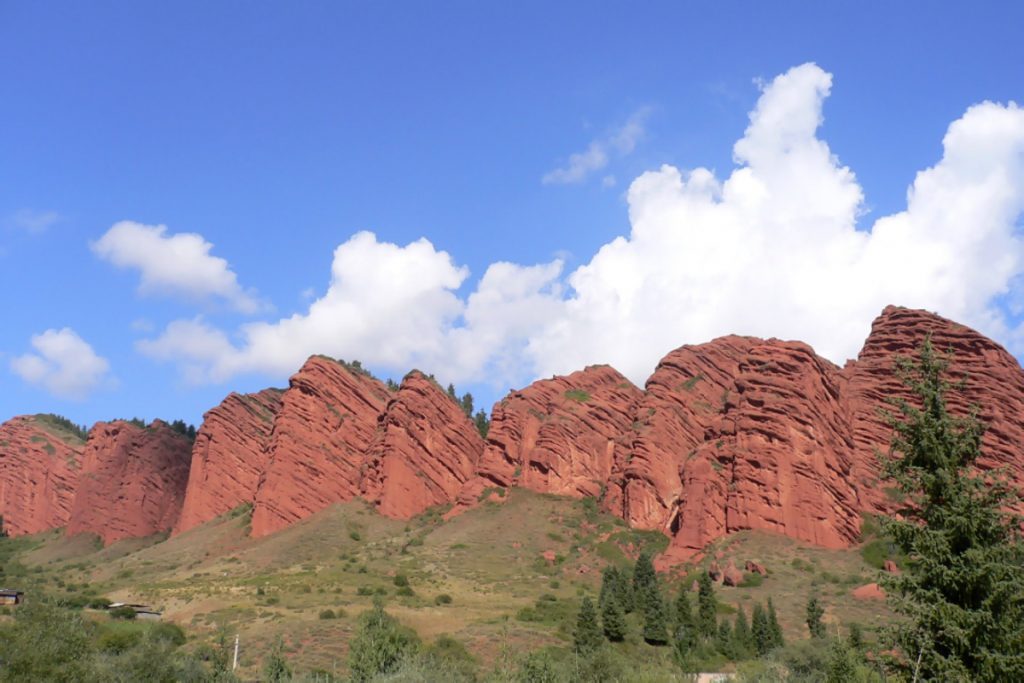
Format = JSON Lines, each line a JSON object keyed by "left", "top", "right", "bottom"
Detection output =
{"left": 2, "top": 2, "right": 1024, "bottom": 427}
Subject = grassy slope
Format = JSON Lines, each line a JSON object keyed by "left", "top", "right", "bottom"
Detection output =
{"left": 11, "top": 490, "right": 894, "bottom": 679}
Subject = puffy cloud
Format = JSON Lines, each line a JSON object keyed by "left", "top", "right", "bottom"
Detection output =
{"left": 139, "top": 231, "right": 470, "bottom": 382}
{"left": 542, "top": 109, "right": 649, "bottom": 185}
{"left": 92, "top": 221, "right": 264, "bottom": 313}
{"left": 10, "top": 328, "right": 111, "bottom": 400}
{"left": 141, "top": 63, "right": 1024, "bottom": 391}
{"left": 527, "top": 64, "right": 1024, "bottom": 380}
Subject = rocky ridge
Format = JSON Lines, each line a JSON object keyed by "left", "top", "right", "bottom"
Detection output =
{"left": 2, "top": 306, "right": 1023, "bottom": 563}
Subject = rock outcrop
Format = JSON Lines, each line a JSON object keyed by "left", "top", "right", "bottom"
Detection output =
{"left": 250, "top": 357, "right": 391, "bottom": 537}
{"left": 0, "top": 415, "right": 84, "bottom": 535}
{"left": 845, "top": 305, "right": 1024, "bottom": 513}
{"left": 4, "top": 305, "right": 1024, "bottom": 561}
{"left": 66, "top": 420, "right": 193, "bottom": 545}
{"left": 476, "top": 366, "right": 642, "bottom": 498}
{"left": 362, "top": 372, "right": 484, "bottom": 518}
{"left": 173, "top": 389, "right": 284, "bottom": 535}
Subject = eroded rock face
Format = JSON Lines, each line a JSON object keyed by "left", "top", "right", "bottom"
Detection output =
{"left": 173, "top": 389, "right": 284, "bottom": 535}
{"left": 477, "top": 366, "right": 642, "bottom": 498}
{"left": 845, "top": 306, "right": 1024, "bottom": 513}
{"left": 362, "top": 372, "right": 484, "bottom": 518}
{"left": 250, "top": 357, "right": 391, "bottom": 537}
{"left": 66, "top": 420, "right": 192, "bottom": 545}
{"left": 0, "top": 415, "right": 84, "bottom": 535}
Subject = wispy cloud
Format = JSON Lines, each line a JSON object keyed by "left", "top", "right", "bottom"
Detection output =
{"left": 542, "top": 109, "right": 650, "bottom": 185}
{"left": 7, "top": 208, "right": 61, "bottom": 234}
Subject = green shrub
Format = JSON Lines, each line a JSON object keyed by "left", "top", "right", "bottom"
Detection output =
{"left": 434, "top": 594, "right": 452, "bottom": 605}
{"left": 109, "top": 606, "right": 137, "bottom": 620}
{"left": 396, "top": 586, "right": 414, "bottom": 597}
{"left": 319, "top": 609, "right": 337, "bottom": 620}
{"left": 393, "top": 573, "right": 409, "bottom": 587}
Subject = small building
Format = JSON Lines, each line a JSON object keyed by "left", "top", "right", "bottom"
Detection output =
{"left": 107, "top": 602, "right": 162, "bottom": 620}
{"left": 0, "top": 589, "right": 24, "bottom": 606}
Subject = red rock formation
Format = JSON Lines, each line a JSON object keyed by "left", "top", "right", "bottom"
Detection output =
{"left": 173, "top": 388, "right": 284, "bottom": 535}
{"left": 745, "top": 560, "right": 767, "bottom": 576}
{"left": 475, "top": 366, "right": 642, "bottom": 498}
{"left": 250, "top": 357, "right": 391, "bottom": 537}
{"left": 0, "top": 415, "right": 84, "bottom": 535}
{"left": 614, "top": 337, "right": 757, "bottom": 533}
{"left": 845, "top": 306, "right": 1024, "bottom": 513}
{"left": 852, "top": 582, "right": 886, "bottom": 601}
{"left": 362, "top": 372, "right": 484, "bottom": 518}
{"left": 66, "top": 420, "right": 192, "bottom": 545}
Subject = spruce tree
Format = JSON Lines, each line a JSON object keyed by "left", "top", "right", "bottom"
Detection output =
{"left": 732, "top": 606, "right": 753, "bottom": 658}
{"left": 632, "top": 552, "right": 657, "bottom": 613}
{"left": 848, "top": 623, "right": 864, "bottom": 652}
{"left": 642, "top": 586, "right": 669, "bottom": 645}
{"left": 697, "top": 573, "right": 717, "bottom": 639}
{"left": 825, "top": 638, "right": 859, "bottom": 683}
{"left": 766, "top": 598, "right": 784, "bottom": 648}
{"left": 601, "top": 594, "right": 627, "bottom": 642}
{"left": 805, "top": 596, "right": 825, "bottom": 639}
{"left": 715, "top": 619, "right": 733, "bottom": 658}
{"left": 878, "top": 337, "right": 1024, "bottom": 681}
{"left": 672, "top": 589, "right": 697, "bottom": 653}
{"left": 574, "top": 597, "right": 603, "bottom": 655}
{"left": 616, "top": 566, "right": 635, "bottom": 614}
{"left": 751, "top": 603, "right": 771, "bottom": 656}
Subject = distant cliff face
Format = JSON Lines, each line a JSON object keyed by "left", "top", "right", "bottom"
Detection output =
{"left": 173, "top": 389, "right": 284, "bottom": 535}
{"left": 0, "top": 415, "right": 84, "bottom": 535}
{"left": 3, "top": 306, "right": 1024, "bottom": 562}
{"left": 66, "top": 420, "right": 193, "bottom": 545}
{"left": 362, "top": 371, "right": 484, "bottom": 519}
{"left": 249, "top": 357, "right": 392, "bottom": 537}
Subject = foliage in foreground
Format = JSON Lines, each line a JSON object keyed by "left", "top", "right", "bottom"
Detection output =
{"left": 879, "top": 337, "right": 1024, "bottom": 681}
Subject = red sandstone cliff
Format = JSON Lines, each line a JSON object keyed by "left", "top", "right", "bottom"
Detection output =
{"left": 250, "top": 357, "right": 391, "bottom": 537}
{"left": 173, "top": 388, "right": 284, "bottom": 535}
{"left": 362, "top": 372, "right": 485, "bottom": 518}
{"left": 845, "top": 305, "right": 1024, "bottom": 513}
{"left": 0, "top": 415, "right": 84, "bottom": 535}
{"left": 66, "top": 420, "right": 193, "bottom": 545}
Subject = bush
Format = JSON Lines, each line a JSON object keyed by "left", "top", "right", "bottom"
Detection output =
{"left": 435, "top": 594, "right": 453, "bottom": 605}
{"left": 396, "top": 586, "right": 415, "bottom": 597}
{"left": 393, "top": 573, "right": 409, "bottom": 587}
{"left": 348, "top": 604, "right": 420, "bottom": 682}
{"left": 109, "top": 605, "right": 137, "bottom": 620}
{"left": 319, "top": 609, "right": 337, "bottom": 619}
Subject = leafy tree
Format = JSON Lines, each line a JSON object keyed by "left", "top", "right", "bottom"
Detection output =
{"left": 642, "top": 588, "right": 669, "bottom": 645}
{"left": 880, "top": 337, "right": 1024, "bottom": 681}
{"left": 573, "top": 597, "right": 603, "bottom": 655}
{"left": 767, "top": 597, "right": 785, "bottom": 648}
{"left": 516, "top": 649, "right": 559, "bottom": 683}
{"left": 262, "top": 636, "right": 291, "bottom": 682}
{"left": 0, "top": 600, "right": 96, "bottom": 681}
{"left": 806, "top": 596, "right": 826, "bottom": 639}
{"left": 697, "top": 573, "right": 717, "bottom": 639}
{"left": 732, "top": 606, "right": 754, "bottom": 658}
{"left": 348, "top": 602, "right": 420, "bottom": 682}
{"left": 752, "top": 603, "right": 772, "bottom": 656}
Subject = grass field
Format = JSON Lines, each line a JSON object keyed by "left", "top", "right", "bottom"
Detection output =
{"left": 4, "top": 490, "right": 896, "bottom": 680}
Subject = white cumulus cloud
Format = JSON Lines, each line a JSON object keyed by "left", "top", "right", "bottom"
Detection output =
{"left": 10, "top": 328, "right": 112, "bottom": 400}
{"left": 140, "top": 63, "right": 1024, "bottom": 392}
{"left": 92, "top": 221, "right": 265, "bottom": 313}
{"left": 543, "top": 109, "right": 649, "bottom": 185}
